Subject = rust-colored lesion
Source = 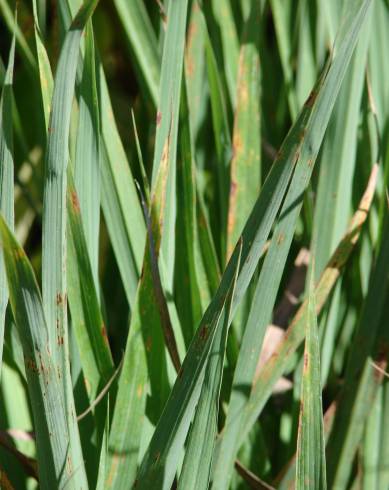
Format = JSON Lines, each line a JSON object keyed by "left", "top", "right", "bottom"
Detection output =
{"left": 303, "top": 351, "right": 309, "bottom": 370}
{"left": 101, "top": 323, "right": 109, "bottom": 345}
{"left": 276, "top": 233, "right": 285, "bottom": 246}
{"left": 25, "top": 358, "right": 39, "bottom": 374}
{"left": 70, "top": 190, "right": 80, "bottom": 213}
{"left": 156, "top": 111, "right": 162, "bottom": 127}
{"left": 304, "top": 88, "right": 318, "bottom": 108}
{"left": 153, "top": 451, "right": 161, "bottom": 466}
{"left": 199, "top": 324, "right": 209, "bottom": 342}
{"left": 136, "top": 384, "right": 143, "bottom": 399}
{"left": 56, "top": 292, "right": 67, "bottom": 307}
{"left": 13, "top": 248, "right": 26, "bottom": 260}
{"left": 145, "top": 336, "right": 153, "bottom": 352}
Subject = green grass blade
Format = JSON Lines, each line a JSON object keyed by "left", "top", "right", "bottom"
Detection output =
{"left": 0, "top": 34, "right": 15, "bottom": 373}
{"left": 227, "top": 0, "right": 261, "bottom": 259}
{"left": 270, "top": 0, "right": 299, "bottom": 119}
{"left": 295, "top": 258, "right": 326, "bottom": 490}
{"left": 362, "top": 385, "right": 381, "bottom": 489}
{"left": 95, "top": 400, "right": 109, "bottom": 490}
{"left": 378, "top": 380, "right": 389, "bottom": 489}
{"left": 177, "top": 241, "right": 241, "bottom": 490}
{"left": 67, "top": 170, "right": 114, "bottom": 396}
{"left": 32, "top": 0, "right": 53, "bottom": 128}
{"left": 151, "top": 0, "right": 189, "bottom": 289}
{"left": 135, "top": 242, "right": 242, "bottom": 490}
{"left": 112, "top": 0, "right": 159, "bottom": 104}
{"left": 208, "top": 0, "right": 239, "bottom": 106}
{"left": 185, "top": 1, "right": 206, "bottom": 141}
{"left": 41, "top": 2, "right": 100, "bottom": 487}
{"left": 74, "top": 20, "right": 100, "bottom": 286}
{"left": 0, "top": 216, "right": 76, "bottom": 489}
{"left": 204, "top": 17, "right": 231, "bottom": 262}
{"left": 174, "top": 78, "right": 204, "bottom": 345}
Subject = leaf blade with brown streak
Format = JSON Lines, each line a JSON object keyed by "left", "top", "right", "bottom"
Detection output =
{"left": 0, "top": 216, "right": 77, "bottom": 489}
{"left": 41, "top": 1, "right": 100, "bottom": 487}
{"left": 0, "top": 32, "right": 15, "bottom": 374}
{"left": 295, "top": 256, "right": 326, "bottom": 490}
{"left": 227, "top": 1, "right": 261, "bottom": 259}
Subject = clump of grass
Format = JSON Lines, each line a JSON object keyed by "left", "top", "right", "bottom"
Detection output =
{"left": 0, "top": 0, "right": 387, "bottom": 489}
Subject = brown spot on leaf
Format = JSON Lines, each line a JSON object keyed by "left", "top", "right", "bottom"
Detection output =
{"left": 70, "top": 190, "right": 80, "bottom": 213}
{"left": 304, "top": 88, "right": 317, "bottom": 108}
{"left": 277, "top": 233, "right": 285, "bottom": 245}
{"left": 199, "top": 324, "right": 209, "bottom": 342}
{"left": 101, "top": 323, "right": 108, "bottom": 345}
{"left": 14, "top": 248, "right": 26, "bottom": 260}
{"left": 66, "top": 455, "right": 73, "bottom": 475}
{"left": 156, "top": 111, "right": 162, "bottom": 127}
{"left": 146, "top": 336, "right": 152, "bottom": 352}
{"left": 154, "top": 452, "right": 161, "bottom": 465}
{"left": 137, "top": 384, "right": 143, "bottom": 398}
{"left": 303, "top": 352, "right": 309, "bottom": 370}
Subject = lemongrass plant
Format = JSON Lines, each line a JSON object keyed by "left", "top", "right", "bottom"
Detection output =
{"left": 0, "top": 0, "right": 388, "bottom": 489}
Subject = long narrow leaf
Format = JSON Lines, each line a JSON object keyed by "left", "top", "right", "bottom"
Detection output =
{"left": 0, "top": 217, "right": 75, "bottom": 489}
{"left": 295, "top": 258, "right": 326, "bottom": 490}
{"left": 0, "top": 34, "right": 15, "bottom": 372}
{"left": 41, "top": 2, "right": 99, "bottom": 486}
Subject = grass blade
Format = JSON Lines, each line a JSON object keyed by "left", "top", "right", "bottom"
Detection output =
{"left": 151, "top": 0, "right": 189, "bottom": 289}
{"left": 74, "top": 20, "right": 100, "bottom": 286}
{"left": 295, "top": 257, "right": 326, "bottom": 490}
{"left": 227, "top": 0, "right": 261, "bottom": 259}
{"left": 112, "top": 0, "right": 159, "bottom": 104}
{"left": 67, "top": 170, "right": 114, "bottom": 397}
{"left": 41, "top": 2, "right": 100, "bottom": 486}
{"left": 0, "top": 34, "right": 15, "bottom": 372}
{"left": 177, "top": 240, "right": 241, "bottom": 490}
{"left": 0, "top": 217, "right": 76, "bottom": 489}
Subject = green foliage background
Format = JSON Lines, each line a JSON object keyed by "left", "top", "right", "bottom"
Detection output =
{"left": 0, "top": 0, "right": 388, "bottom": 489}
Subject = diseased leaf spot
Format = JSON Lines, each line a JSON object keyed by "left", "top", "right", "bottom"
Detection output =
{"left": 199, "top": 324, "right": 209, "bottom": 342}
{"left": 277, "top": 233, "right": 285, "bottom": 245}
{"left": 101, "top": 323, "right": 109, "bottom": 345}
{"left": 146, "top": 336, "right": 152, "bottom": 352}
{"left": 137, "top": 384, "right": 143, "bottom": 398}
{"left": 70, "top": 190, "right": 80, "bottom": 213}
{"left": 304, "top": 88, "right": 317, "bottom": 108}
